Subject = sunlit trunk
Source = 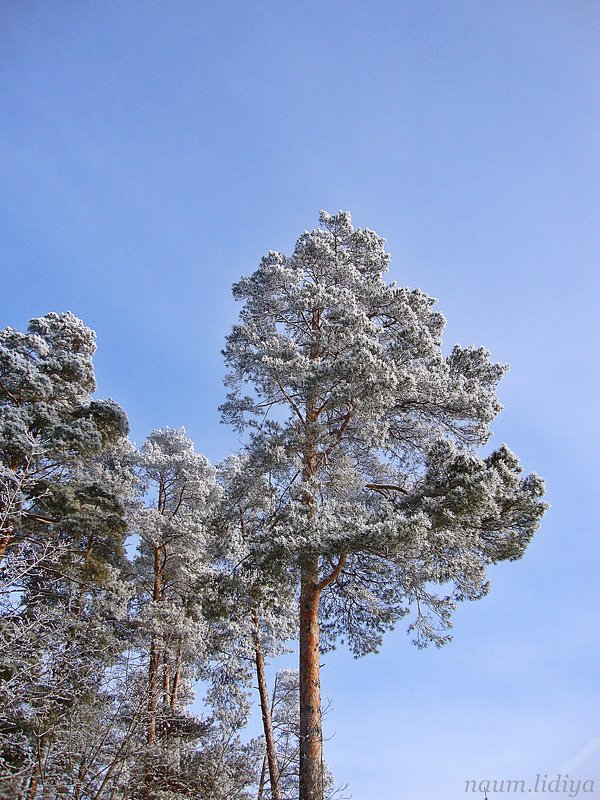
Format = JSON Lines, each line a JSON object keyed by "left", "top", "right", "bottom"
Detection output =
{"left": 253, "top": 610, "right": 281, "bottom": 800}
{"left": 299, "top": 309, "right": 325, "bottom": 800}
{"left": 299, "top": 557, "right": 323, "bottom": 800}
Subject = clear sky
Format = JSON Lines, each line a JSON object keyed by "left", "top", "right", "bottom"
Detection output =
{"left": 2, "top": 2, "right": 599, "bottom": 797}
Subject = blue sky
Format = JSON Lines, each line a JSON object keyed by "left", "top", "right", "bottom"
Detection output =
{"left": 2, "top": 2, "right": 599, "bottom": 797}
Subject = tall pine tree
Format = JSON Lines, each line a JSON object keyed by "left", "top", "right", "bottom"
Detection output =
{"left": 222, "top": 211, "right": 547, "bottom": 800}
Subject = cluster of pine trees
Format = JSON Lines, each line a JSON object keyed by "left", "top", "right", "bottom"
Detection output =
{"left": 1, "top": 212, "right": 547, "bottom": 800}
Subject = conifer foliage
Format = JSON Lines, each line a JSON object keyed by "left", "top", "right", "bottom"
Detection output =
{"left": 222, "top": 211, "right": 547, "bottom": 800}
{"left": 0, "top": 313, "right": 132, "bottom": 796}
{"left": 0, "top": 215, "right": 547, "bottom": 800}
{"left": 0, "top": 317, "right": 258, "bottom": 799}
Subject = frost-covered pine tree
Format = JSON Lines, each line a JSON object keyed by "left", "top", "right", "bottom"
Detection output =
{"left": 217, "top": 454, "right": 299, "bottom": 800}
{"left": 128, "top": 428, "right": 258, "bottom": 800}
{"left": 0, "top": 312, "right": 134, "bottom": 797}
{"left": 129, "top": 427, "right": 218, "bottom": 797}
{"left": 222, "top": 211, "right": 547, "bottom": 800}
{"left": 0, "top": 312, "right": 128, "bottom": 563}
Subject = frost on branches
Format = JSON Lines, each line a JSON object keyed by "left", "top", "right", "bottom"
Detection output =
{"left": 0, "top": 217, "right": 547, "bottom": 800}
{"left": 0, "top": 320, "right": 260, "bottom": 800}
{"left": 126, "top": 427, "right": 259, "bottom": 800}
{"left": 222, "top": 211, "right": 547, "bottom": 800}
{"left": 0, "top": 313, "right": 133, "bottom": 798}
{"left": 216, "top": 454, "right": 299, "bottom": 800}
{"left": 0, "top": 311, "right": 128, "bottom": 562}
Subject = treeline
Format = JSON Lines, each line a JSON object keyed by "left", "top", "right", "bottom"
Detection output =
{"left": 0, "top": 313, "right": 309, "bottom": 799}
{"left": 1, "top": 212, "right": 547, "bottom": 800}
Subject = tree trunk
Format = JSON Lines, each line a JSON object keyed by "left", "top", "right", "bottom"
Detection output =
{"left": 0, "top": 531, "right": 11, "bottom": 563}
{"left": 169, "top": 636, "right": 183, "bottom": 709}
{"left": 25, "top": 738, "right": 46, "bottom": 800}
{"left": 145, "top": 482, "right": 167, "bottom": 798}
{"left": 146, "top": 543, "right": 162, "bottom": 747}
{"left": 299, "top": 557, "right": 323, "bottom": 800}
{"left": 147, "top": 638, "right": 160, "bottom": 747}
{"left": 163, "top": 659, "right": 171, "bottom": 707}
{"left": 299, "top": 307, "right": 325, "bottom": 800}
{"left": 253, "top": 610, "right": 281, "bottom": 800}
{"left": 256, "top": 753, "right": 268, "bottom": 800}
{"left": 25, "top": 767, "right": 40, "bottom": 800}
